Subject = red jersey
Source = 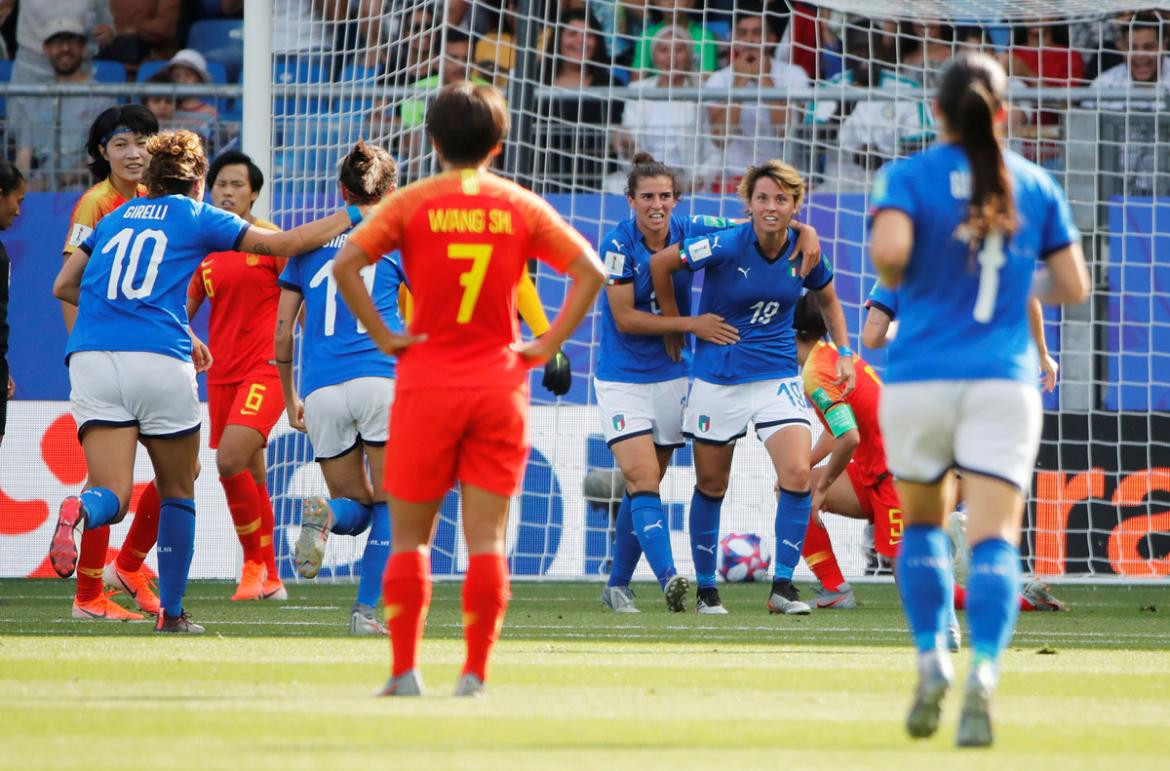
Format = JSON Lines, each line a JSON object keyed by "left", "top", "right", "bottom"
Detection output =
{"left": 63, "top": 179, "right": 148, "bottom": 255}
{"left": 187, "top": 218, "right": 284, "bottom": 385}
{"left": 349, "top": 169, "right": 592, "bottom": 392}
{"left": 801, "top": 341, "right": 889, "bottom": 486}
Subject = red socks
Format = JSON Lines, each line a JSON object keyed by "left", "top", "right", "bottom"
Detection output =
{"left": 115, "top": 481, "right": 160, "bottom": 574}
{"left": 954, "top": 583, "right": 1036, "bottom": 611}
{"left": 256, "top": 481, "right": 278, "bottom": 579}
{"left": 384, "top": 551, "right": 432, "bottom": 677}
{"left": 462, "top": 553, "right": 510, "bottom": 681}
{"left": 802, "top": 519, "right": 846, "bottom": 592}
{"left": 76, "top": 526, "right": 110, "bottom": 602}
{"left": 221, "top": 471, "right": 263, "bottom": 563}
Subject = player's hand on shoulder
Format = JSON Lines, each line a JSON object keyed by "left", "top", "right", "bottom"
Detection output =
{"left": 189, "top": 331, "right": 213, "bottom": 373}
{"left": 287, "top": 398, "right": 306, "bottom": 432}
{"left": 688, "top": 313, "right": 739, "bottom": 345}
{"left": 835, "top": 355, "right": 856, "bottom": 395}
{"left": 541, "top": 349, "right": 572, "bottom": 396}
{"left": 793, "top": 224, "right": 822, "bottom": 277}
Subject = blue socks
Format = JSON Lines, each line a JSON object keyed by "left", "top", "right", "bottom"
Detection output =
{"left": 967, "top": 538, "right": 1021, "bottom": 666}
{"left": 630, "top": 492, "right": 677, "bottom": 589}
{"left": 157, "top": 498, "right": 196, "bottom": 617}
{"left": 329, "top": 498, "right": 373, "bottom": 536}
{"left": 607, "top": 494, "right": 641, "bottom": 588}
{"left": 80, "top": 487, "right": 121, "bottom": 529}
{"left": 357, "top": 502, "right": 391, "bottom": 608}
{"left": 689, "top": 487, "right": 723, "bottom": 589}
{"left": 896, "top": 524, "right": 952, "bottom": 653}
{"left": 773, "top": 488, "right": 812, "bottom": 581}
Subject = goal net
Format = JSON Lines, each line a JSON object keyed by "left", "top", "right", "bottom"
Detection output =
{"left": 259, "top": 0, "right": 1168, "bottom": 584}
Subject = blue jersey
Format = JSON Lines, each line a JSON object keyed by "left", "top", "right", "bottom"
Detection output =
{"left": 67, "top": 195, "right": 249, "bottom": 362}
{"left": 278, "top": 228, "right": 406, "bottom": 398}
{"left": 871, "top": 145, "right": 1079, "bottom": 384}
{"left": 866, "top": 281, "right": 899, "bottom": 319}
{"left": 595, "top": 214, "right": 731, "bottom": 383}
{"left": 681, "top": 222, "right": 833, "bottom": 384}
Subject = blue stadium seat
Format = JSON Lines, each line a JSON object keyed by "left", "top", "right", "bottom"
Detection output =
{"left": 273, "top": 58, "right": 326, "bottom": 116}
{"left": 188, "top": 19, "right": 243, "bottom": 81}
{"left": 337, "top": 64, "right": 379, "bottom": 113}
{"left": 137, "top": 59, "right": 227, "bottom": 84}
{"left": 200, "top": 0, "right": 225, "bottom": 18}
{"left": 93, "top": 59, "right": 127, "bottom": 83}
{"left": 0, "top": 59, "right": 11, "bottom": 117}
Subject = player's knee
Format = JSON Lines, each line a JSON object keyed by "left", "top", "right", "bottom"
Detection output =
{"left": 215, "top": 448, "right": 249, "bottom": 477}
{"left": 621, "top": 463, "right": 660, "bottom": 494}
{"left": 778, "top": 465, "right": 810, "bottom": 493}
{"left": 695, "top": 471, "right": 729, "bottom": 499}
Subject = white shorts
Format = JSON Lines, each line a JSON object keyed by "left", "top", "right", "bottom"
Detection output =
{"left": 303, "top": 376, "right": 395, "bottom": 460}
{"left": 684, "top": 376, "right": 812, "bottom": 445}
{"left": 594, "top": 376, "right": 688, "bottom": 448}
{"left": 879, "top": 379, "right": 1043, "bottom": 493}
{"left": 69, "top": 350, "right": 200, "bottom": 438}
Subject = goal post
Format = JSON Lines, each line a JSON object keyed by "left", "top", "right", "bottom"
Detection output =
{"left": 256, "top": 0, "right": 1168, "bottom": 584}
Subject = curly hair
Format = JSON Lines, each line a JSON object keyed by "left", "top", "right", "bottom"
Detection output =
{"left": 339, "top": 140, "right": 398, "bottom": 203}
{"left": 144, "top": 130, "right": 207, "bottom": 197}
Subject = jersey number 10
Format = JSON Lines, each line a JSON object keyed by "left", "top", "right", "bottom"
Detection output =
{"left": 103, "top": 227, "right": 167, "bottom": 300}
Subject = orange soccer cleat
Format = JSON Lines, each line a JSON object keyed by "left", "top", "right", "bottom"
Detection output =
{"left": 103, "top": 562, "right": 161, "bottom": 615}
{"left": 231, "top": 560, "right": 267, "bottom": 601}
{"left": 261, "top": 574, "right": 288, "bottom": 601}
{"left": 72, "top": 590, "right": 145, "bottom": 621}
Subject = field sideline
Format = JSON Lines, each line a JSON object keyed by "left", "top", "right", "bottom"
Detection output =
{"left": 2, "top": 580, "right": 1168, "bottom": 769}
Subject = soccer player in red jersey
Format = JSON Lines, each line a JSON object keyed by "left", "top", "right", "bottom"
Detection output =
{"left": 334, "top": 82, "right": 604, "bottom": 697}
{"left": 62, "top": 106, "right": 171, "bottom": 620}
{"left": 793, "top": 293, "right": 1068, "bottom": 615}
{"left": 187, "top": 152, "right": 287, "bottom": 602}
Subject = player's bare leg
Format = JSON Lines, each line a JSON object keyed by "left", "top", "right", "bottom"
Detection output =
{"left": 378, "top": 496, "right": 440, "bottom": 697}
{"left": 457, "top": 483, "right": 512, "bottom": 696}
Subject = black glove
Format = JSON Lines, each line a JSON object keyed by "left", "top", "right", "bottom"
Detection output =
{"left": 542, "top": 349, "right": 572, "bottom": 396}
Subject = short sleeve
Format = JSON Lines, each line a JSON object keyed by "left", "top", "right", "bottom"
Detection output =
{"left": 865, "top": 281, "right": 899, "bottom": 319}
{"left": 1039, "top": 177, "right": 1080, "bottom": 260}
{"left": 680, "top": 226, "right": 738, "bottom": 271}
{"left": 277, "top": 257, "right": 302, "bottom": 292}
{"left": 198, "top": 203, "right": 250, "bottom": 253}
{"left": 64, "top": 194, "right": 101, "bottom": 255}
{"left": 600, "top": 227, "right": 635, "bottom": 285}
{"left": 78, "top": 226, "right": 98, "bottom": 255}
{"left": 802, "top": 255, "right": 834, "bottom": 290}
{"left": 349, "top": 193, "right": 406, "bottom": 265}
{"left": 522, "top": 193, "right": 593, "bottom": 273}
{"left": 870, "top": 159, "right": 916, "bottom": 220}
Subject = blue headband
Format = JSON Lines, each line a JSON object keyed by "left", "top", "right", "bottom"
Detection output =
{"left": 100, "top": 126, "right": 134, "bottom": 146}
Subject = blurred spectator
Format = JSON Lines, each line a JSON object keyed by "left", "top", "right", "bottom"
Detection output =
{"left": 1072, "top": 12, "right": 1133, "bottom": 82}
{"left": 808, "top": 19, "right": 934, "bottom": 191}
{"left": 1093, "top": 10, "right": 1168, "bottom": 102}
{"left": 160, "top": 48, "right": 218, "bottom": 120}
{"left": 705, "top": 3, "right": 808, "bottom": 192}
{"left": 11, "top": 18, "right": 114, "bottom": 189}
{"left": 101, "top": 0, "right": 181, "bottom": 66}
{"left": 1010, "top": 23, "right": 1084, "bottom": 85}
{"left": 900, "top": 22, "right": 954, "bottom": 87}
{"left": 632, "top": 0, "right": 720, "bottom": 75}
{"left": 387, "top": 3, "right": 438, "bottom": 84}
{"left": 141, "top": 70, "right": 176, "bottom": 124}
{"left": 773, "top": 2, "right": 821, "bottom": 80}
{"left": 536, "top": 8, "right": 622, "bottom": 191}
{"left": 140, "top": 69, "right": 214, "bottom": 146}
{"left": 400, "top": 30, "right": 487, "bottom": 128}
{"left": 474, "top": 0, "right": 519, "bottom": 84}
{"left": 612, "top": 25, "right": 710, "bottom": 191}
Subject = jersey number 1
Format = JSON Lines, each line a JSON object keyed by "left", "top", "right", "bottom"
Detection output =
{"left": 973, "top": 232, "right": 1005, "bottom": 323}
{"left": 448, "top": 244, "right": 493, "bottom": 324}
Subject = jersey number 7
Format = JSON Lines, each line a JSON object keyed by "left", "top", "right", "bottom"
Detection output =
{"left": 448, "top": 243, "right": 493, "bottom": 324}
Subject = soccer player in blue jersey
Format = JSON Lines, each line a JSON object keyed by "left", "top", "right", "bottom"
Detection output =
{"left": 598, "top": 153, "right": 822, "bottom": 614}
{"left": 869, "top": 54, "right": 1089, "bottom": 746}
{"left": 650, "top": 159, "right": 854, "bottom": 615}
{"left": 49, "top": 129, "right": 370, "bottom": 633}
{"left": 275, "top": 141, "right": 403, "bottom": 636}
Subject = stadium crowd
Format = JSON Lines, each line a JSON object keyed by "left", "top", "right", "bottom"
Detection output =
{"left": 0, "top": 2, "right": 1165, "bottom": 193}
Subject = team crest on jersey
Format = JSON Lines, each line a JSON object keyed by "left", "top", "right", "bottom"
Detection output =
{"left": 613, "top": 414, "right": 626, "bottom": 432}
{"left": 698, "top": 415, "right": 711, "bottom": 433}
{"left": 246, "top": 255, "right": 260, "bottom": 266}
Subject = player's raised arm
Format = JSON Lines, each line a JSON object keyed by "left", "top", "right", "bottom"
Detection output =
{"left": 237, "top": 206, "right": 364, "bottom": 258}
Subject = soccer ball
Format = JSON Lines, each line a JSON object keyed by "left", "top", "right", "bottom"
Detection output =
{"left": 719, "top": 532, "right": 771, "bottom": 583}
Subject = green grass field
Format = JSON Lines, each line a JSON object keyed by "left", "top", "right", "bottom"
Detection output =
{"left": 2, "top": 579, "right": 1168, "bottom": 769}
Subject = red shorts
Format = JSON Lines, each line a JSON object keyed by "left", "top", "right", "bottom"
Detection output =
{"left": 207, "top": 371, "right": 285, "bottom": 449}
{"left": 385, "top": 386, "right": 530, "bottom": 501}
{"left": 846, "top": 464, "right": 904, "bottom": 559}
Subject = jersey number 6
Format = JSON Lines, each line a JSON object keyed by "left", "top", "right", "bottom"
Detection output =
{"left": 449, "top": 243, "right": 493, "bottom": 324}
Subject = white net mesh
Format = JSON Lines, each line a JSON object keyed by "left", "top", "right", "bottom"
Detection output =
{"left": 262, "top": 0, "right": 1170, "bottom": 583}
